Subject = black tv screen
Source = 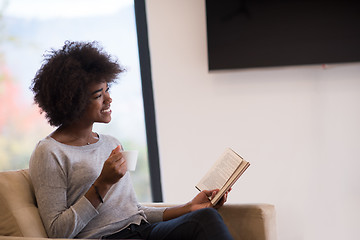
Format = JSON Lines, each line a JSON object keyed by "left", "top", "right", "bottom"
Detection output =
{"left": 206, "top": 0, "right": 360, "bottom": 70}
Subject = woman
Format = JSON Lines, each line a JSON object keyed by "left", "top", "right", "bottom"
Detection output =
{"left": 29, "top": 41, "right": 233, "bottom": 240}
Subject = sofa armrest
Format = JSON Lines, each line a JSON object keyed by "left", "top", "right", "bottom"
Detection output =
{"left": 218, "top": 203, "right": 277, "bottom": 240}
{"left": 143, "top": 203, "right": 277, "bottom": 240}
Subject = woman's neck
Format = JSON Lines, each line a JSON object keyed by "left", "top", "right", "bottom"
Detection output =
{"left": 51, "top": 124, "right": 99, "bottom": 146}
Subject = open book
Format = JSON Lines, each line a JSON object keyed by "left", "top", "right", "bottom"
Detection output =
{"left": 195, "top": 148, "right": 250, "bottom": 205}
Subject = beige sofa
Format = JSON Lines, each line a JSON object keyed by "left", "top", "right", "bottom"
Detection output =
{"left": 0, "top": 169, "right": 277, "bottom": 240}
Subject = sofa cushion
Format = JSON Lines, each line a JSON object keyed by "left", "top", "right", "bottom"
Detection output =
{"left": 0, "top": 169, "right": 47, "bottom": 237}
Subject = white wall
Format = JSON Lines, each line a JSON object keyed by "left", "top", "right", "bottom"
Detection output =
{"left": 145, "top": 1, "right": 360, "bottom": 240}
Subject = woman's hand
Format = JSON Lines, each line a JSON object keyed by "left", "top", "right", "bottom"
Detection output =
{"left": 96, "top": 145, "right": 127, "bottom": 187}
{"left": 163, "top": 188, "right": 231, "bottom": 221}
{"left": 213, "top": 188, "right": 230, "bottom": 209}
{"left": 85, "top": 145, "right": 127, "bottom": 207}
{"left": 190, "top": 188, "right": 231, "bottom": 211}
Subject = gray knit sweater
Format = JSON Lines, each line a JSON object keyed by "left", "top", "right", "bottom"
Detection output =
{"left": 29, "top": 134, "right": 165, "bottom": 239}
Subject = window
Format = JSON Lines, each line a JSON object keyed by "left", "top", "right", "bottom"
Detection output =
{"left": 0, "top": 0, "right": 162, "bottom": 202}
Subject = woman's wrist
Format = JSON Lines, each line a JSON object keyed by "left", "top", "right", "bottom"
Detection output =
{"left": 85, "top": 179, "right": 112, "bottom": 208}
{"left": 92, "top": 180, "right": 112, "bottom": 198}
{"left": 92, "top": 184, "right": 104, "bottom": 203}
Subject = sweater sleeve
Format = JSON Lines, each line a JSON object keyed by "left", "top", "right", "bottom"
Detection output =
{"left": 29, "top": 142, "right": 99, "bottom": 238}
{"left": 138, "top": 204, "right": 166, "bottom": 223}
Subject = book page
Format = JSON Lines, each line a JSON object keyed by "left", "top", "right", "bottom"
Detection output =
{"left": 196, "top": 148, "right": 243, "bottom": 191}
{"left": 210, "top": 160, "right": 250, "bottom": 205}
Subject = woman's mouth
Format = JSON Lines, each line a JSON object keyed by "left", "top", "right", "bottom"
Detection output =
{"left": 101, "top": 107, "right": 112, "bottom": 114}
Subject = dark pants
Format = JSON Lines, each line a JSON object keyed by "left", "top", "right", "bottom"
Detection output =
{"left": 103, "top": 208, "right": 234, "bottom": 240}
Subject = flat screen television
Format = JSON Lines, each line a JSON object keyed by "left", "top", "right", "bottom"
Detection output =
{"left": 205, "top": 0, "right": 360, "bottom": 70}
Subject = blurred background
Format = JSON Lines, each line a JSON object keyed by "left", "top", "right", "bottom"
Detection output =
{"left": 0, "top": 0, "right": 152, "bottom": 202}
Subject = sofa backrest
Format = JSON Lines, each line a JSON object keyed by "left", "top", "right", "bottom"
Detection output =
{"left": 0, "top": 169, "right": 48, "bottom": 237}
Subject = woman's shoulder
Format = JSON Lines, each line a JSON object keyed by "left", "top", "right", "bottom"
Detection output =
{"left": 29, "top": 136, "right": 65, "bottom": 172}
{"left": 33, "top": 136, "right": 58, "bottom": 152}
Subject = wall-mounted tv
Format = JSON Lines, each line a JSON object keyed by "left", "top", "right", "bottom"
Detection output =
{"left": 206, "top": 0, "right": 360, "bottom": 70}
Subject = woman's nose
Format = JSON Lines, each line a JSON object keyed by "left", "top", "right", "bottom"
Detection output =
{"left": 106, "top": 98, "right": 112, "bottom": 104}
{"left": 104, "top": 94, "right": 112, "bottom": 104}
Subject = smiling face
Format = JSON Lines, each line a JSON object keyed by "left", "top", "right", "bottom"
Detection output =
{"left": 80, "top": 81, "right": 113, "bottom": 125}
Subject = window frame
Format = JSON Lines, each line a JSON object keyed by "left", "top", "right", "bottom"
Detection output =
{"left": 134, "top": 0, "right": 163, "bottom": 202}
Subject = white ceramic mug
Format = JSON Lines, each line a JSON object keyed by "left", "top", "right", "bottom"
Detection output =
{"left": 121, "top": 150, "right": 138, "bottom": 171}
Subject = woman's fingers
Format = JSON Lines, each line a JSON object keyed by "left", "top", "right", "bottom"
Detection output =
{"left": 109, "top": 145, "right": 122, "bottom": 157}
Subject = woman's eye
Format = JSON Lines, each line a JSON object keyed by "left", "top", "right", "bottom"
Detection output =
{"left": 93, "top": 86, "right": 109, "bottom": 99}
